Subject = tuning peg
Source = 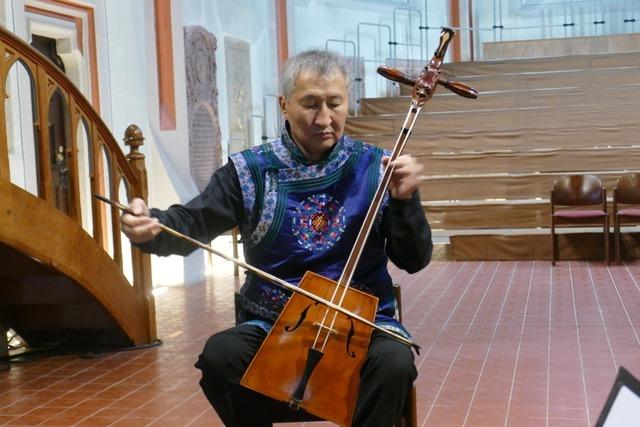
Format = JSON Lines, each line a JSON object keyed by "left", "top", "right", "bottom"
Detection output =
{"left": 433, "top": 28, "right": 455, "bottom": 60}
{"left": 437, "top": 78, "right": 479, "bottom": 99}
{"left": 376, "top": 66, "right": 416, "bottom": 87}
{"left": 377, "top": 66, "right": 479, "bottom": 100}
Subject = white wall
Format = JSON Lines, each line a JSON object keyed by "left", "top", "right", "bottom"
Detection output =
{"left": 102, "top": 1, "right": 151, "bottom": 149}
{"left": 182, "top": 0, "right": 279, "bottom": 160}
{"left": 289, "top": 0, "right": 449, "bottom": 97}
{"left": 97, "top": 0, "right": 183, "bottom": 286}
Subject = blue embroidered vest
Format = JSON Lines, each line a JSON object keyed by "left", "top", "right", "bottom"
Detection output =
{"left": 229, "top": 128, "right": 408, "bottom": 337}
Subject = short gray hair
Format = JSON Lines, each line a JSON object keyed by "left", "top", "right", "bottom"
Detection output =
{"left": 280, "top": 50, "right": 350, "bottom": 100}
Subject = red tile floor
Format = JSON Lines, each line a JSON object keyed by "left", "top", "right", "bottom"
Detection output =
{"left": 2, "top": 260, "right": 640, "bottom": 426}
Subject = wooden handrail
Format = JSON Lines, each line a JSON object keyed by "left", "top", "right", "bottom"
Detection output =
{"left": 0, "top": 25, "right": 156, "bottom": 344}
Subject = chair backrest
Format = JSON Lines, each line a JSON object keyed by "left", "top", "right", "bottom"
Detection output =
{"left": 615, "top": 173, "right": 640, "bottom": 205}
{"left": 552, "top": 174, "right": 603, "bottom": 206}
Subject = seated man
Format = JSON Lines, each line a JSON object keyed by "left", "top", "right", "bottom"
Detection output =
{"left": 121, "top": 50, "right": 432, "bottom": 427}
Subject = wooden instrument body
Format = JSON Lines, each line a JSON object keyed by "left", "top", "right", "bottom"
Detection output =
{"left": 240, "top": 271, "right": 378, "bottom": 426}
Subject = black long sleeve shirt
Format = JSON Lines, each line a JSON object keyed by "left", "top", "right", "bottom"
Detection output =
{"left": 138, "top": 161, "right": 433, "bottom": 274}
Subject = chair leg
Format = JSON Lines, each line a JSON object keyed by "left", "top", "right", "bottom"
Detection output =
{"left": 232, "top": 227, "right": 239, "bottom": 277}
{"left": 604, "top": 216, "right": 610, "bottom": 265}
{"left": 407, "top": 385, "right": 417, "bottom": 427}
{"left": 396, "top": 385, "right": 417, "bottom": 427}
{"left": 551, "top": 220, "right": 556, "bottom": 266}
{"left": 615, "top": 215, "right": 621, "bottom": 264}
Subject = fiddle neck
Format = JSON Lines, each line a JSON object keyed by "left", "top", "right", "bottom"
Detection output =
{"left": 337, "top": 102, "right": 422, "bottom": 290}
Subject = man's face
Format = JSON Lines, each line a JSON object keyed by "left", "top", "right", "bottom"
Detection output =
{"left": 279, "top": 70, "right": 349, "bottom": 162}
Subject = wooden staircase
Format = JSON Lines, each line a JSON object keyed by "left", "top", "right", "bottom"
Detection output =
{"left": 0, "top": 27, "right": 156, "bottom": 350}
{"left": 346, "top": 51, "right": 640, "bottom": 260}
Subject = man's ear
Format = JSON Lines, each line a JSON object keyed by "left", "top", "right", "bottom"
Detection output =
{"left": 278, "top": 96, "right": 287, "bottom": 118}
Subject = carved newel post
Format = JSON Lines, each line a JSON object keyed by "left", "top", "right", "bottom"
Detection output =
{"left": 123, "top": 124, "right": 157, "bottom": 343}
{"left": 124, "top": 124, "right": 147, "bottom": 199}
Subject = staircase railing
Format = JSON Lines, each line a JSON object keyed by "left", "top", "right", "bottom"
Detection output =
{"left": 0, "top": 25, "right": 155, "bottom": 345}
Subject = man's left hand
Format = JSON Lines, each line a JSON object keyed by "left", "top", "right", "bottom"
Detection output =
{"left": 382, "top": 155, "right": 423, "bottom": 200}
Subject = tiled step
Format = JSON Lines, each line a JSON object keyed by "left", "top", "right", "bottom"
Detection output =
{"left": 346, "top": 100, "right": 640, "bottom": 136}
{"left": 361, "top": 83, "right": 640, "bottom": 115}
{"left": 418, "top": 170, "right": 636, "bottom": 202}
{"left": 400, "top": 65, "right": 640, "bottom": 96}
{"left": 394, "top": 50, "right": 640, "bottom": 78}
{"left": 356, "top": 122, "right": 640, "bottom": 153}
{"left": 415, "top": 146, "right": 640, "bottom": 177}
{"left": 423, "top": 199, "right": 549, "bottom": 229}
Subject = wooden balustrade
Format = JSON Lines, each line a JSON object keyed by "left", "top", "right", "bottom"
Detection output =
{"left": 0, "top": 26, "right": 156, "bottom": 345}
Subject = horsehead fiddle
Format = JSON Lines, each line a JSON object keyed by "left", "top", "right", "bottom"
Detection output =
{"left": 95, "top": 27, "right": 478, "bottom": 427}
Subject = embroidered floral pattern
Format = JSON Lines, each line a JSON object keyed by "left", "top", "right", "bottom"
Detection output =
{"left": 277, "top": 140, "right": 356, "bottom": 183}
{"left": 257, "top": 284, "right": 291, "bottom": 312}
{"left": 274, "top": 124, "right": 364, "bottom": 182}
{"left": 237, "top": 125, "right": 375, "bottom": 247}
{"left": 230, "top": 129, "right": 406, "bottom": 334}
{"left": 230, "top": 149, "right": 260, "bottom": 233}
{"left": 236, "top": 291, "right": 281, "bottom": 322}
{"left": 270, "top": 131, "right": 298, "bottom": 167}
{"left": 292, "top": 193, "right": 346, "bottom": 251}
{"left": 248, "top": 171, "right": 278, "bottom": 246}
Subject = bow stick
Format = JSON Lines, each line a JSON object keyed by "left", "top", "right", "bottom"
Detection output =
{"left": 94, "top": 194, "right": 418, "bottom": 350}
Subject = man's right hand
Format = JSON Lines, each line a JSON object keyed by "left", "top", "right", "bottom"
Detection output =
{"left": 121, "top": 197, "right": 161, "bottom": 243}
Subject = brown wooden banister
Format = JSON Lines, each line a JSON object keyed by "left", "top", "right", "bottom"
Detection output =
{"left": 0, "top": 26, "right": 156, "bottom": 346}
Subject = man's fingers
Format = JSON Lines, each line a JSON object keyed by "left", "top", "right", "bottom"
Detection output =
{"left": 128, "top": 198, "right": 150, "bottom": 216}
{"left": 119, "top": 197, "right": 158, "bottom": 243}
{"left": 382, "top": 155, "right": 422, "bottom": 200}
{"left": 122, "top": 217, "right": 161, "bottom": 243}
{"left": 387, "top": 157, "right": 423, "bottom": 177}
{"left": 122, "top": 212, "right": 153, "bottom": 227}
{"left": 382, "top": 155, "right": 422, "bottom": 171}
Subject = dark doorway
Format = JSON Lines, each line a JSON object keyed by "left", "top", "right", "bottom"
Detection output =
{"left": 31, "top": 35, "right": 71, "bottom": 214}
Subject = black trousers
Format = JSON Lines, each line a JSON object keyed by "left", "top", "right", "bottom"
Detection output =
{"left": 195, "top": 324, "right": 417, "bottom": 427}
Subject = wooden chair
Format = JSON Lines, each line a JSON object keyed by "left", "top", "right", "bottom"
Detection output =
{"left": 207, "top": 227, "right": 241, "bottom": 277}
{"left": 231, "top": 227, "right": 240, "bottom": 276}
{"left": 234, "top": 285, "right": 417, "bottom": 427}
{"left": 550, "top": 174, "right": 609, "bottom": 265}
{"left": 613, "top": 173, "right": 640, "bottom": 263}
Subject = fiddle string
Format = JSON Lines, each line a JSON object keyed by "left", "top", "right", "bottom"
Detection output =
{"left": 313, "top": 100, "right": 424, "bottom": 352}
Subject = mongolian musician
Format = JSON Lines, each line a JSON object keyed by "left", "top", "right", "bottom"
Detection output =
{"left": 121, "top": 50, "right": 433, "bottom": 427}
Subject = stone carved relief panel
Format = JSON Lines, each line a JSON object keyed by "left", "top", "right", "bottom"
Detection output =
{"left": 224, "top": 37, "right": 252, "bottom": 155}
{"left": 184, "top": 25, "right": 222, "bottom": 193}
